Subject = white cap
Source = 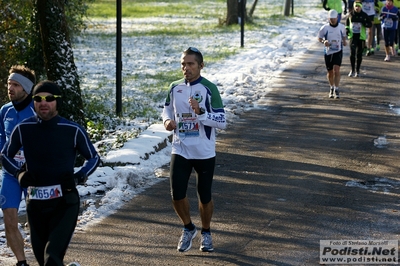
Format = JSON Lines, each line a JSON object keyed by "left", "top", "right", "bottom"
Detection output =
{"left": 328, "top": 9, "right": 338, "bottom": 19}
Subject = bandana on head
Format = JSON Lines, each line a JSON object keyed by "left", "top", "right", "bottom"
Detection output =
{"left": 8, "top": 73, "right": 34, "bottom": 94}
{"left": 33, "top": 80, "right": 62, "bottom": 96}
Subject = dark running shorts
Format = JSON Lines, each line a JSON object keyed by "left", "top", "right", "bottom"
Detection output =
{"left": 324, "top": 50, "right": 343, "bottom": 71}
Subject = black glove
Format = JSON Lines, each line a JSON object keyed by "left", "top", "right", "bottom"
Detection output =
{"left": 74, "top": 171, "right": 88, "bottom": 186}
{"left": 18, "top": 171, "right": 36, "bottom": 188}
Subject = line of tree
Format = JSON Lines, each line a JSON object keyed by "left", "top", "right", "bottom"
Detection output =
{"left": 1, "top": 0, "right": 257, "bottom": 126}
{"left": 225, "top": 0, "right": 259, "bottom": 25}
{"left": 0, "top": 0, "right": 92, "bottom": 126}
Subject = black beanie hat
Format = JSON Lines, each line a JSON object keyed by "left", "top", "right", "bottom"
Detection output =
{"left": 33, "top": 80, "right": 63, "bottom": 110}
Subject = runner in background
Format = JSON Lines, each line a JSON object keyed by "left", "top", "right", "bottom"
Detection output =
{"left": 348, "top": 0, "right": 355, "bottom": 13}
{"left": 393, "top": 0, "right": 400, "bottom": 54}
{"left": 370, "top": 0, "right": 385, "bottom": 54}
{"left": 346, "top": 1, "right": 372, "bottom": 77}
{"left": 323, "top": 0, "right": 348, "bottom": 22}
{"left": 361, "top": 0, "right": 379, "bottom": 56}
{"left": 0, "top": 65, "right": 36, "bottom": 266}
{"left": 318, "top": 10, "right": 348, "bottom": 98}
{"left": 380, "top": 0, "right": 399, "bottom": 61}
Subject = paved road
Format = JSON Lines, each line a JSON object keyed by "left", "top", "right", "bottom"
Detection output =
{"left": 27, "top": 45, "right": 400, "bottom": 265}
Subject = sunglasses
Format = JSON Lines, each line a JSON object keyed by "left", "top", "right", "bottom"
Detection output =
{"left": 185, "top": 47, "right": 201, "bottom": 54}
{"left": 32, "top": 95, "right": 62, "bottom": 102}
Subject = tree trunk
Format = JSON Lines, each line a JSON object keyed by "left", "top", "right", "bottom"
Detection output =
{"left": 283, "top": 0, "right": 291, "bottom": 16}
{"left": 36, "top": 0, "right": 85, "bottom": 126}
{"left": 249, "top": 0, "right": 258, "bottom": 18}
{"left": 226, "top": 0, "right": 248, "bottom": 25}
{"left": 226, "top": 0, "right": 239, "bottom": 25}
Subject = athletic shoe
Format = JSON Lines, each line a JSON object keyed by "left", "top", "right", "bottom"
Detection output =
{"left": 376, "top": 45, "right": 380, "bottom": 51}
{"left": 395, "top": 44, "right": 399, "bottom": 53}
{"left": 334, "top": 89, "right": 340, "bottom": 99}
{"left": 199, "top": 232, "right": 214, "bottom": 252}
{"left": 177, "top": 227, "right": 197, "bottom": 252}
{"left": 348, "top": 70, "right": 354, "bottom": 77}
{"left": 362, "top": 47, "right": 368, "bottom": 56}
{"left": 354, "top": 71, "right": 360, "bottom": 77}
{"left": 66, "top": 263, "right": 81, "bottom": 266}
{"left": 369, "top": 48, "right": 374, "bottom": 55}
{"left": 329, "top": 88, "right": 334, "bottom": 98}
{"left": 366, "top": 50, "right": 371, "bottom": 56}
{"left": 384, "top": 55, "right": 390, "bottom": 62}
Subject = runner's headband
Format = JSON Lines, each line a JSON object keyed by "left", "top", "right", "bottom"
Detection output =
{"left": 354, "top": 2, "right": 362, "bottom": 7}
{"left": 8, "top": 73, "right": 34, "bottom": 94}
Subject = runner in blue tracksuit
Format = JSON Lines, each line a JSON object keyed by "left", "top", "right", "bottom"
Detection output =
{"left": 0, "top": 65, "right": 36, "bottom": 266}
{"left": 1, "top": 81, "right": 100, "bottom": 266}
{"left": 381, "top": 0, "right": 399, "bottom": 61}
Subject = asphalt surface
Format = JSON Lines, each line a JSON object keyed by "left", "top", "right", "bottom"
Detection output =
{"left": 26, "top": 44, "right": 400, "bottom": 265}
